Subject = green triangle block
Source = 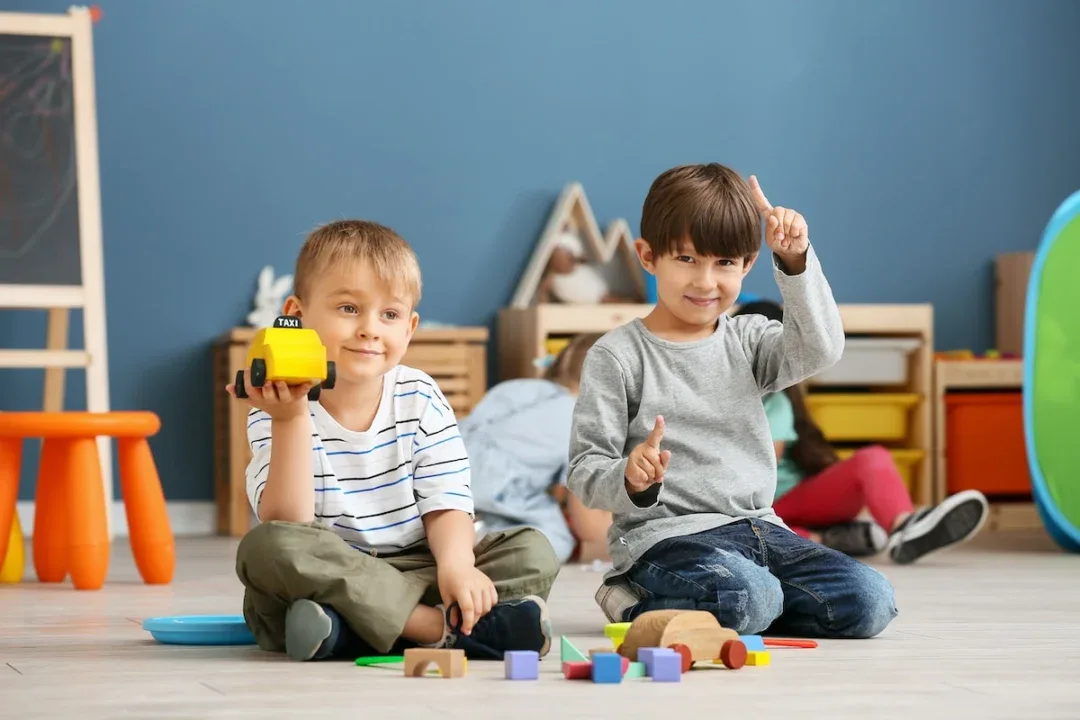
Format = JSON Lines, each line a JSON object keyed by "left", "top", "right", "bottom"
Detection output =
{"left": 624, "top": 661, "right": 647, "bottom": 679}
{"left": 560, "top": 636, "right": 587, "bottom": 663}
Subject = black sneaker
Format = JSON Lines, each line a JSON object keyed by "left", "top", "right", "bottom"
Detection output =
{"left": 887, "top": 489, "right": 989, "bottom": 564}
{"left": 444, "top": 595, "right": 552, "bottom": 660}
{"left": 819, "top": 520, "right": 888, "bottom": 557}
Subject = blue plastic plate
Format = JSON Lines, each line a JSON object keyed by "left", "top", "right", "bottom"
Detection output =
{"left": 142, "top": 615, "right": 256, "bottom": 646}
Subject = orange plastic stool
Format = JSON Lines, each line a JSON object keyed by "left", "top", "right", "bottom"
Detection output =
{"left": 0, "top": 412, "right": 175, "bottom": 590}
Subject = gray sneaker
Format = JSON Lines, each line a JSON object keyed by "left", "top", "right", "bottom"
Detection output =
{"left": 595, "top": 580, "right": 641, "bottom": 623}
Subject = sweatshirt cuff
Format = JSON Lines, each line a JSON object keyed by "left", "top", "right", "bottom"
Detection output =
{"left": 771, "top": 243, "right": 821, "bottom": 278}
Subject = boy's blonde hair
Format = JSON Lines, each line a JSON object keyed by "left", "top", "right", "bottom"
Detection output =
{"left": 293, "top": 220, "right": 422, "bottom": 306}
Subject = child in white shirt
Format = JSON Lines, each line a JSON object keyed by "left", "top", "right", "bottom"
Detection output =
{"left": 228, "top": 220, "right": 558, "bottom": 661}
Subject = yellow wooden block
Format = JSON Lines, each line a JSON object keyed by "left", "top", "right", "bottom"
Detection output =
{"left": 604, "top": 622, "right": 631, "bottom": 647}
{"left": 746, "top": 650, "right": 771, "bottom": 666}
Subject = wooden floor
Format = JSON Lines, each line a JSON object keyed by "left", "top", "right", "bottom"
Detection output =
{"left": 1, "top": 528, "right": 1078, "bottom": 719}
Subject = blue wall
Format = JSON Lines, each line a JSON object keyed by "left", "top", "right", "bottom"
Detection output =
{"left": 4, "top": 0, "right": 1080, "bottom": 501}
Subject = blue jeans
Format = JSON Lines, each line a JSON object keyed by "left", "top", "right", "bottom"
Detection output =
{"left": 623, "top": 519, "right": 897, "bottom": 638}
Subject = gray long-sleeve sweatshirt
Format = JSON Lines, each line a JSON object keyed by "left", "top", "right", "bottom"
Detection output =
{"left": 566, "top": 245, "right": 845, "bottom": 578}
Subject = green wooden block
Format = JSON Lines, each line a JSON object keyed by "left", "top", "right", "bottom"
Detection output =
{"left": 624, "top": 661, "right": 647, "bottom": 678}
{"left": 560, "top": 636, "right": 587, "bottom": 663}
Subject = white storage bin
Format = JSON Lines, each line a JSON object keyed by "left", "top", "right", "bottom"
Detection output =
{"left": 811, "top": 337, "right": 921, "bottom": 386}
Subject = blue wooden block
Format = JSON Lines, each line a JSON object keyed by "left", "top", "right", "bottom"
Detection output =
{"left": 504, "top": 650, "right": 539, "bottom": 680}
{"left": 591, "top": 653, "right": 623, "bottom": 684}
{"left": 740, "top": 635, "right": 766, "bottom": 651}
{"left": 637, "top": 647, "right": 676, "bottom": 677}
{"left": 651, "top": 652, "right": 682, "bottom": 682}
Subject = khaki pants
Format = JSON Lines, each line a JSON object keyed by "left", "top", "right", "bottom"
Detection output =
{"left": 235, "top": 521, "right": 560, "bottom": 654}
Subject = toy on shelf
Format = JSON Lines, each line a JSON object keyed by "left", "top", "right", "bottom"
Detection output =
{"left": 617, "top": 610, "right": 747, "bottom": 671}
{"left": 403, "top": 648, "right": 465, "bottom": 678}
{"left": 1024, "top": 188, "right": 1080, "bottom": 552}
{"left": 510, "top": 182, "right": 646, "bottom": 308}
{"left": 233, "top": 315, "right": 337, "bottom": 402}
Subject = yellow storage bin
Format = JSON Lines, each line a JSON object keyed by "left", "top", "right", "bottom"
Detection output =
{"left": 834, "top": 447, "right": 924, "bottom": 494}
{"left": 805, "top": 393, "right": 920, "bottom": 442}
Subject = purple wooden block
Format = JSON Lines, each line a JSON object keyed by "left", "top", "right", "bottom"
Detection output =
{"left": 504, "top": 650, "right": 539, "bottom": 680}
{"left": 651, "top": 652, "right": 682, "bottom": 682}
{"left": 637, "top": 647, "right": 676, "bottom": 677}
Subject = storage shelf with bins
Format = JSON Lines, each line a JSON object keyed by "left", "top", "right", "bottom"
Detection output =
{"left": 802, "top": 305, "right": 934, "bottom": 505}
{"left": 933, "top": 358, "right": 1039, "bottom": 531}
{"left": 497, "top": 302, "right": 935, "bottom": 505}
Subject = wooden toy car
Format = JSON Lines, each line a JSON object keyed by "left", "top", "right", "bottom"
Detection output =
{"left": 617, "top": 610, "right": 747, "bottom": 671}
{"left": 233, "top": 315, "right": 336, "bottom": 401}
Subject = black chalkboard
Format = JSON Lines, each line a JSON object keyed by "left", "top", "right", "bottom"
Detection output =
{"left": 0, "top": 32, "right": 81, "bottom": 286}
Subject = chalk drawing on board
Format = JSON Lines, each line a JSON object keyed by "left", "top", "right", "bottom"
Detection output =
{"left": 0, "top": 33, "right": 80, "bottom": 285}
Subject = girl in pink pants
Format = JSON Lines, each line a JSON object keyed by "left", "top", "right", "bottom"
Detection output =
{"left": 737, "top": 301, "right": 990, "bottom": 563}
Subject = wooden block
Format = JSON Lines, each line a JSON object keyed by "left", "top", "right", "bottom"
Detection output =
{"left": 560, "top": 636, "right": 587, "bottom": 663}
{"left": 402, "top": 648, "right": 465, "bottom": 678}
{"left": 562, "top": 661, "right": 592, "bottom": 680}
{"left": 745, "top": 650, "right": 771, "bottom": 666}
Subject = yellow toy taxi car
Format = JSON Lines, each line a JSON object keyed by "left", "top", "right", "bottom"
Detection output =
{"left": 234, "top": 315, "right": 337, "bottom": 401}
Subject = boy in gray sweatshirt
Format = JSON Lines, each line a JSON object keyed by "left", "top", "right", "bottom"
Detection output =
{"left": 567, "top": 163, "right": 897, "bottom": 638}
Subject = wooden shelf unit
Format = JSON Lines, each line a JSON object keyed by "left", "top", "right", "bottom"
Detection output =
{"left": 933, "top": 358, "right": 1040, "bottom": 531}
{"left": 497, "top": 302, "right": 936, "bottom": 505}
{"left": 212, "top": 325, "right": 489, "bottom": 537}
{"left": 806, "top": 304, "right": 934, "bottom": 506}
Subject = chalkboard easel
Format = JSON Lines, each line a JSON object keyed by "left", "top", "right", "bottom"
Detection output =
{"left": 0, "top": 7, "right": 114, "bottom": 535}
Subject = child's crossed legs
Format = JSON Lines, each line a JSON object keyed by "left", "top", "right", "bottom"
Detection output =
{"left": 622, "top": 518, "right": 897, "bottom": 638}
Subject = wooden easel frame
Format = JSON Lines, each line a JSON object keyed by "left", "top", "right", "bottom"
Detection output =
{"left": 0, "top": 7, "right": 113, "bottom": 535}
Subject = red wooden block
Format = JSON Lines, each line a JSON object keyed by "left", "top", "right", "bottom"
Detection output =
{"left": 562, "top": 661, "right": 592, "bottom": 680}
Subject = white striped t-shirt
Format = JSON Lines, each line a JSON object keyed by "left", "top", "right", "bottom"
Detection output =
{"left": 244, "top": 364, "right": 473, "bottom": 554}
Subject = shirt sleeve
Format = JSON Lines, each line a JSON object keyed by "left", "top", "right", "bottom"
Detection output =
{"left": 738, "top": 245, "right": 846, "bottom": 394}
{"left": 762, "top": 392, "right": 798, "bottom": 444}
{"left": 566, "top": 345, "right": 661, "bottom": 513}
{"left": 244, "top": 409, "right": 274, "bottom": 520}
{"left": 411, "top": 387, "right": 474, "bottom": 518}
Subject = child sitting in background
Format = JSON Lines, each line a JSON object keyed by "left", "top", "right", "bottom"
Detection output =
{"left": 733, "top": 300, "right": 990, "bottom": 563}
{"left": 461, "top": 333, "right": 612, "bottom": 563}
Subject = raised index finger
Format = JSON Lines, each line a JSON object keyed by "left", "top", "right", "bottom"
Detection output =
{"left": 647, "top": 415, "right": 665, "bottom": 449}
{"left": 749, "top": 175, "right": 772, "bottom": 214}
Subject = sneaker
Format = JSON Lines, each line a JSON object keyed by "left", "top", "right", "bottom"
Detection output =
{"left": 444, "top": 596, "right": 552, "bottom": 660}
{"left": 284, "top": 599, "right": 340, "bottom": 661}
{"left": 886, "top": 489, "right": 989, "bottom": 564}
{"left": 818, "top": 521, "right": 888, "bottom": 557}
{"left": 595, "top": 580, "right": 641, "bottom": 623}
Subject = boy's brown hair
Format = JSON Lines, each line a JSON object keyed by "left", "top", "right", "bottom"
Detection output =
{"left": 640, "top": 163, "right": 761, "bottom": 261}
{"left": 293, "top": 220, "right": 423, "bottom": 306}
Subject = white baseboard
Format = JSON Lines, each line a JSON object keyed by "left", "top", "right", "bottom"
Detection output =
{"left": 15, "top": 500, "right": 217, "bottom": 537}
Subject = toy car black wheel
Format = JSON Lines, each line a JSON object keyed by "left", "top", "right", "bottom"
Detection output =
{"left": 323, "top": 361, "right": 336, "bottom": 390}
{"left": 307, "top": 384, "right": 321, "bottom": 402}
{"left": 233, "top": 370, "right": 248, "bottom": 399}
{"left": 250, "top": 358, "right": 267, "bottom": 388}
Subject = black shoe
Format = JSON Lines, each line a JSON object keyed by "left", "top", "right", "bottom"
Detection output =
{"left": 818, "top": 521, "right": 888, "bottom": 557}
{"left": 887, "top": 490, "right": 989, "bottom": 565}
{"left": 444, "top": 596, "right": 552, "bottom": 660}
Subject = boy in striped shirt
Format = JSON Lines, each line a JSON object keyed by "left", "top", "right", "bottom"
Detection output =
{"left": 228, "top": 220, "right": 559, "bottom": 662}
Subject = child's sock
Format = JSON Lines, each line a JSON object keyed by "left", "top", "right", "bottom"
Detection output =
{"left": 818, "top": 520, "right": 888, "bottom": 557}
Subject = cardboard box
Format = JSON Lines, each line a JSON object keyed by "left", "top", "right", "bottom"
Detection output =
{"left": 995, "top": 252, "right": 1034, "bottom": 355}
